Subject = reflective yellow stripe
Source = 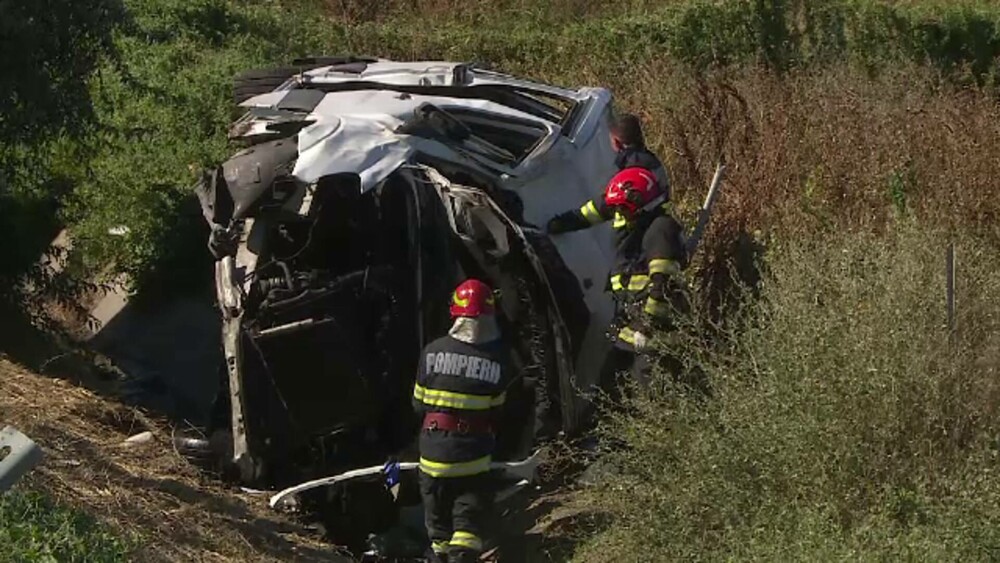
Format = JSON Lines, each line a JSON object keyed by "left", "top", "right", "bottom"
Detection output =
{"left": 644, "top": 296, "right": 672, "bottom": 318}
{"left": 612, "top": 211, "right": 628, "bottom": 229}
{"left": 618, "top": 327, "right": 637, "bottom": 345}
{"left": 580, "top": 201, "right": 602, "bottom": 224}
{"left": 629, "top": 275, "right": 650, "bottom": 290}
{"left": 419, "top": 455, "right": 492, "bottom": 478}
{"left": 432, "top": 541, "right": 450, "bottom": 554}
{"left": 610, "top": 274, "right": 649, "bottom": 292}
{"left": 648, "top": 258, "right": 681, "bottom": 276}
{"left": 610, "top": 274, "right": 624, "bottom": 291}
{"left": 450, "top": 530, "right": 483, "bottom": 551}
{"left": 413, "top": 384, "right": 505, "bottom": 410}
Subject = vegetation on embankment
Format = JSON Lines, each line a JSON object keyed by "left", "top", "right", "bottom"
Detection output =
{"left": 0, "top": 359, "right": 348, "bottom": 562}
{"left": 576, "top": 224, "right": 1000, "bottom": 560}
{"left": 3, "top": 0, "right": 1000, "bottom": 292}
{"left": 2, "top": 0, "right": 999, "bottom": 560}
{"left": 0, "top": 488, "right": 132, "bottom": 562}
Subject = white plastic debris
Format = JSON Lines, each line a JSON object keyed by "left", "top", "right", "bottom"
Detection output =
{"left": 123, "top": 431, "right": 154, "bottom": 445}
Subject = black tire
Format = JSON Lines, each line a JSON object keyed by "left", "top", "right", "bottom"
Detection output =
{"left": 232, "top": 56, "right": 379, "bottom": 105}
{"left": 233, "top": 67, "right": 301, "bottom": 105}
{"left": 289, "top": 55, "right": 378, "bottom": 67}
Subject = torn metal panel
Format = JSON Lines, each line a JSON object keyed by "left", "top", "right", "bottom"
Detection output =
{"left": 215, "top": 219, "right": 265, "bottom": 482}
{"left": 290, "top": 112, "right": 512, "bottom": 194}
{"left": 222, "top": 139, "right": 298, "bottom": 220}
{"left": 303, "top": 61, "right": 472, "bottom": 87}
{"left": 292, "top": 115, "right": 415, "bottom": 191}
{"left": 417, "top": 167, "right": 581, "bottom": 430}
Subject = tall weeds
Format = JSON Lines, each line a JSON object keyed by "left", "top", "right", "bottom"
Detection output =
{"left": 575, "top": 224, "right": 1000, "bottom": 561}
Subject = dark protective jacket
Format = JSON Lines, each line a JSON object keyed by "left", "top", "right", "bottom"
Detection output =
{"left": 413, "top": 335, "right": 511, "bottom": 478}
{"left": 545, "top": 145, "right": 685, "bottom": 345}
{"left": 607, "top": 209, "right": 689, "bottom": 350}
{"left": 549, "top": 199, "right": 688, "bottom": 351}
{"left": 615, "top": 146, "right": 670, "bottom": 195}
{"left": 548, "top": 145, "right": 670, "bottom": 233}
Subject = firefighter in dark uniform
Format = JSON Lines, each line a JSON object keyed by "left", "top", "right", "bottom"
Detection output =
{"left": 546, "top": 166, "right": 688, "bottom": 392}
{"left": 609, "top": 113, "right": 670, "bottom": 195}
{"left": 413, "top": 279, "right": 510, "bottom": 563}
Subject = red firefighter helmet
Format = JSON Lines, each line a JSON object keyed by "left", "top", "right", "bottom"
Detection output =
{"left": 450, "top": 279, "right": 496, "bottom": 318}
{"left": 603, "top": 167, "right": 665, "bottom": 219}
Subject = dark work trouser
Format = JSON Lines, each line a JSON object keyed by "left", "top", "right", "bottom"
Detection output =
{"left": 419, "top": 471, "right": 493, "bottom": 562}
{"left": 599, "top": 346, "right": 653, "bottom": 404}
{"left": 599, "top": 343, "right": 707, "bottom": 405}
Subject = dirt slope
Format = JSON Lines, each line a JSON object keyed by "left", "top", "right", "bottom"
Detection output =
{"left": 0, "top": 357, "right": 351, "bottom": 562}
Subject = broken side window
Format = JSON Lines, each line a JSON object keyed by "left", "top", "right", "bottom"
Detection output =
{"left": 445, "top": 109, "right": 549, "bottom": 165}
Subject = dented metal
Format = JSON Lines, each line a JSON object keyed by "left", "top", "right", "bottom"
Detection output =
{"left": 196, "top": 59, "right": 623, "bottom": 538}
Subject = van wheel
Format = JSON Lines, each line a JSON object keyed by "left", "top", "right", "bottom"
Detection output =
{"left": 233, "top": 67, "right": 301, "bottom": 104}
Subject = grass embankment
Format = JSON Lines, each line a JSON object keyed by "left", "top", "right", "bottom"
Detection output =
{"left": 576, "top": 225, "right": 1000, "bottom": 560}
{"left": 0, "top": 359, "right": 348, "bottom": 562}
{"left": 0, "top": 489, "right": 131, "bottom": 562}
{"left": 3, "top": 0, "right": 1000, "bottom": 560}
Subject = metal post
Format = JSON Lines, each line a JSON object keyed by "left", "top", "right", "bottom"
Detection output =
{"left": 685, "top": 163, "right": 728, "bottom": 257}
{"left": 946, "top": 243, "right": 956, "bottom": 332}
{"left": 0, "top": 426, "right": 44, "bottom": 492}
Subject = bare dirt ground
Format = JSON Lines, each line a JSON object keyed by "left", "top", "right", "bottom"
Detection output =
{"left": 0, "top": 357, "right": 352, "bottom": 562}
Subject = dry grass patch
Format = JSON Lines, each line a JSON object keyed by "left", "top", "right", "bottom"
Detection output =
{"left": 0, "top": 358, "right": 350, "bottom": 562}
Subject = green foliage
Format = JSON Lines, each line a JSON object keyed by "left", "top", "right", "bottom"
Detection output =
{"left": 574, "top": 223, "right": 1000, "bottom": 561}
{"left": 4, "top": 0, "right": 1000, "bottom": 291}
{"left": 0, "top": 0, "right": 123, "bottom": 291}
{"left": 0, "top": 488, "right": 132, "bottom": 562}
{"left": 0, "top": 0, "right": 123, "bottom": 149}
{"left": 342, "top": 0, "right": 1000, "bottom": 81}
{"left": 64, "top": 0, "right": 342, "bottom": 285}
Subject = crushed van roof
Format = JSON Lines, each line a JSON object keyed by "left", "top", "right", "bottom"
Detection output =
{"left": 234, "top": 61, "right": 596, "bottom": 192}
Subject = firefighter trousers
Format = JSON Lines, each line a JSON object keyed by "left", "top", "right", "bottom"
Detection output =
{"left": 420, "top": 471, "right": 493, "bottom": 562}
{"left": 600, "top": 347, "right": 653, "bottom": 402}
{"left": 600, "top": 344, "right": 709, "bottom": 401}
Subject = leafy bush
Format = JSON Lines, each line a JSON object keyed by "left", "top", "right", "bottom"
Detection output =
{"left": 574, "top": 222, "right": 1000, "bottom": 561}
{"left": 0, "top": 0, "right": 123, "bottom": 291}
{"left": 0, "top": 488, "right": 132, "bottom": 561}
{"left": 341, "top": 0, "right": 1000, "bottom": 81}
{"left": 62, "top": 0, "right": 340, "bottom": 286}
{"left": 3, "top": 0, "right": 996, "bottom": 292}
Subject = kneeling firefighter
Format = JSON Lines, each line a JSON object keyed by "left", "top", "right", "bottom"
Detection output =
{"left": 547, "top": 167, "right": 689, "bottom": 393}
{"left": 413, "top": 279, "right": 512, "bottom": 562}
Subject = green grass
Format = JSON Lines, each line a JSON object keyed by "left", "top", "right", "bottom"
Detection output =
{"left": 4, "top": 2, "right": 1000, "bottom": 558}
{"left": 573, "top": 223, "right": 1000, "bottom": 561}
{"left": 0, "top": 488, "right": 131, "bottom": 562}
{"left": 32, "top": 0, "right": 1000, "bottom": 289}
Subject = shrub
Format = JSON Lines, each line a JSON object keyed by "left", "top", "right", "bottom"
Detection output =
{"left": 574, "top": 222, "right": 1000, "bottom": 561}
{"left": 8, "top": 0, "right": 994, "bottom": 293}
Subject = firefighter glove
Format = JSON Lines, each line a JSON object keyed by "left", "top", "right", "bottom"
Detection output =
{"left": 632, "top": 331, "right": 650, "bottom": 351}
{"left": 546, "top": 212, "right": 576, "bottom": 235}
{"left": 382, "top": 458, "right": 401, "bottom": 489}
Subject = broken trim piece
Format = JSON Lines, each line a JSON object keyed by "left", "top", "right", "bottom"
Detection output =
{"left": 269, "top": 451, "right": 542, "bottom": 509}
